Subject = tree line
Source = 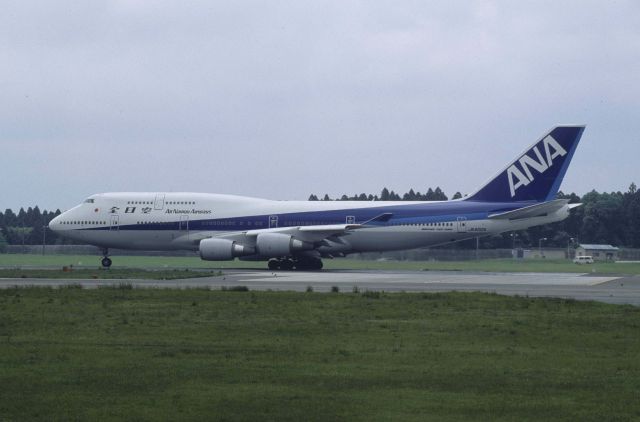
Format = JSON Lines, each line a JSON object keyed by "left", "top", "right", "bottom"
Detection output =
{"left": 308, "top": 186, "right": 454, "bottom": 202}
{"left": 0, "top": 207, "right": 64, "bottom": 251}
{"left": 1, "top": 182, "right": 638, "bottom": 251}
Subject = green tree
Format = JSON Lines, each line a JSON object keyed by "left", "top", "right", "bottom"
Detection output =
{"left": 624, "top": 183, "right": 640, "bottom": 247}
{"left": 403, "top": 189, "right": 417, "bottom": 201}
{"left": 580, "top": 191, "right": 624, "bottom": 245}
{"left": 3, "top": 209, "right": 16, "bottom": 227}
{"left": 433, "top": 187, "right": 448, "bottom": 201}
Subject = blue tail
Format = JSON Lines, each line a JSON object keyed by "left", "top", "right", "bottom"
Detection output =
{"left": 465, "top": 125, "right": 585, "bottom": 203}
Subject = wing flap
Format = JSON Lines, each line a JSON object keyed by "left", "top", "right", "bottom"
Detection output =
{"left": 243, "top": 224, "right": 361, "bottom": 243}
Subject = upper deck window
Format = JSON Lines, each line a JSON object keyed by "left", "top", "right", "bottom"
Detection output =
{"left": 84, "top": 198, "right": 95, "bottom": 203}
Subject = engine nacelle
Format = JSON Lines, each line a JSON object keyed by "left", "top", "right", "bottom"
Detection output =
{"left": 199, "top": 238, "right": 254, "bottom": 261}
{"left": 256, "top": 233, "right": 313, "bottom": 257}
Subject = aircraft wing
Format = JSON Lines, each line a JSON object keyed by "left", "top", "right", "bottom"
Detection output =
{"left": 211, "top": 212, "right": 395, "bottom": 244}
{"left": 243, "top": 224, "right": 360, "bottom": 243}
{"left": 488, "top": 199, "right": 570, "bottom": 220}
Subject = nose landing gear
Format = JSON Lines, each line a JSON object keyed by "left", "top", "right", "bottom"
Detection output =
{"left": 101, "top": 248, "right": 112, "bottom": 268}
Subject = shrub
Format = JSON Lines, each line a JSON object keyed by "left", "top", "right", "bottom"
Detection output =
{"left": 221, "top": 285, "right": 249, "bottom": 292}
{"left": 361, "top": 290, "right": 381, "bottom": 299}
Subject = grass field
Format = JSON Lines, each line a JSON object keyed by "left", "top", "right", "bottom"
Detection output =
{"left": 0, "top": 268, "right": 221, "bottom": 280}
{"left": 1, "top": 288, "right": 639, "bottom": 421}
{"left": 2, "top": 253, "right": 640, "bottom": 275}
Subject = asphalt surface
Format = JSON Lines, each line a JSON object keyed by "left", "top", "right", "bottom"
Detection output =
{"left": 1, "top": 269, "right": 639, "bottom": 305}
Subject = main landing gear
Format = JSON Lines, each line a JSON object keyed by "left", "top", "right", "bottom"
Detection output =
{"left": 101, "top": 248, "right": 112, "bottom": 268}
{"left": 267, "top": 257, "right": 323, "bottom": 271}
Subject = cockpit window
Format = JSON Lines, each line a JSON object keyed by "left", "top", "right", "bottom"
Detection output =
{"left": 84, "top": 198, "right": 95, "bottom": 203}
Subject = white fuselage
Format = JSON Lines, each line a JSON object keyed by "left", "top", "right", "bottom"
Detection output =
{"left": 47, "top": 126, "right": 585, "bottom": 266}
{"left": 49, "top": 192, "right": 571, "bottom": 257}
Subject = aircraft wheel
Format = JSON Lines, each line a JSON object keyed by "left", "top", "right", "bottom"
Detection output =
{"left": 306, "top": 258, "right": 322, "bottom": 270}
{"left": 280, "top": 259, "right": 294, "bottom": 271}
{"left": 268, "top": 259, "right": 280, "bottom": 270}
{"left": 294, "top": 258, "right": 322, "bottom": 271}
{"left": 101, "top": 257, "right": 112, "bottom": 268}
{"left": 294, "top": 260, "right": 308, "bottom": 271}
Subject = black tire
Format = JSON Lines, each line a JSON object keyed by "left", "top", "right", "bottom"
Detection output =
{"left": 294, "top": 260, "right": 308, "bottom": 271}
{"left": 268, "top": 259, "right": 280, "bottom": 270}
{"left": 280, "top": 259, "right": 294, "bottom": 271}
{"left": 101, "top": 257, "right": 112, "bottom": 268}
{"left": 295, "top": 258, "right": 322, "bottom": 271}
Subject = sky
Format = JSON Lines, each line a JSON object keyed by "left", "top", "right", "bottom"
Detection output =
{"left": 1, "top": 1, "right": 639, "bottom": 211}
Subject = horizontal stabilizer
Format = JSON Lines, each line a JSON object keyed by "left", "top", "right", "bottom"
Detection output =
{"left": 488, "top": 199, "right": 569, "bottom": 220}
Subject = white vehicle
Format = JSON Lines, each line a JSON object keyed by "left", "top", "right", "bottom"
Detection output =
{"left": 573, "top": 256, "right": 594, "bottom": 264}
{"left": 49, "top": 125, "right": 585, "bottom": 270}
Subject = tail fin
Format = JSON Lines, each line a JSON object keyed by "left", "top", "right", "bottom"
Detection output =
{"left": 465, "top": 125, "right": 585, "bottom": 202}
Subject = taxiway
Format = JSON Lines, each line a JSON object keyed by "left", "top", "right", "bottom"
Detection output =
{"left": 1, "top": 270, "right": 639, "bottom": 305}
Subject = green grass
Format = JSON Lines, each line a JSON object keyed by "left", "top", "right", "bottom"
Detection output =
{"left": 337, "top": 258, "right": 640, "bottom": 274}
{"left": 0, "top": 254, "right": 212, "bottom": 269}
{"left": 2, "top": 254, "right": 640, "bottom": 274}
{"left": 0, "top": 268, "right": 221, "bottom": 280}
{"left": 0, "top": 289, "right": 639, "bottom": 421}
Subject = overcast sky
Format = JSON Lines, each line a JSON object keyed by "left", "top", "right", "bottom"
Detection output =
{"left": 2, "top": 1, "right": 639, "bottom": 211}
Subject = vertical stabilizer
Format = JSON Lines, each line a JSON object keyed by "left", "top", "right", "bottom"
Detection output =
{"left": 465, "top": 126, "right": 585, "bottom": 202}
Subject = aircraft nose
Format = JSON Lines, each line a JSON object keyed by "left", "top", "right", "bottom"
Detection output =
{"left": 48, "top": 215, "right": 62, "bottom": 231}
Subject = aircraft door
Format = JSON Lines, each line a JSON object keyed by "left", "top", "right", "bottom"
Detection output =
{"left": 269, "top": 215, "right": 278, "bottom": 228}
{"left": 110, "top": 214, "right": 119, "bottom": 231}
{"left": 154, "top": 194, "right": 165, "bottom": 210}
{"left": 457, "top": 217, "right": 467, "bottom": 233}
{"left": 346, "top": 215, "right": 356, "bottom": 224}
{"left": 179, "top": 215, "right": 189, "bottom": 231}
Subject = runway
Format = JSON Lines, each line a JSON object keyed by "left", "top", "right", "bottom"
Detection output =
{"left": 1, "top": 269, "right": 639, "bottom": 305}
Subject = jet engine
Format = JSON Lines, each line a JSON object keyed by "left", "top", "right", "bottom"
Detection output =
{"left": 199, "top": 238, "right": 254, "bottom": 261}
{"left": 256, "top": 233, "right": 313, "bottom": 257}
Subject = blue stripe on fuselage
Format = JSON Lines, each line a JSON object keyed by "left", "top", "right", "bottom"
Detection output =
{"left": 79, "top": 200, "right": 535, "bottom": 232}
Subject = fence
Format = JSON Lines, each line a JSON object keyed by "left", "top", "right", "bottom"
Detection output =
{"left": 4, "top": 244, "right": 640, "bottom": 261}
{"left": 3, "top": 245, "right": 196, "bottom": 257}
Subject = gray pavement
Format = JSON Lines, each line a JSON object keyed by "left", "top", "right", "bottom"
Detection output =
{"left": 1, "top": 270, "right": 639, "bottom": 306}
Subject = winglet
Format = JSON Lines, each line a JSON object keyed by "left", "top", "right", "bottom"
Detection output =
{"left": 465, "top": 126, "right": 585, "bottom": 202}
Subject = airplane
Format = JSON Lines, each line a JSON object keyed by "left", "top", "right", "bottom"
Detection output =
{"left": 49, "top": 125, "right": 585, "bottom": 270}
